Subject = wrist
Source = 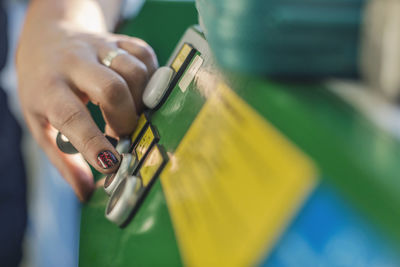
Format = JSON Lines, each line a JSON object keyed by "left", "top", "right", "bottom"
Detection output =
{"left": 27, "top": 0, "right": 110, "bottom": 35}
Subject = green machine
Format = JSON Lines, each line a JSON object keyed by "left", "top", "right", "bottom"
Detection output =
{"left": 80, "top": 1, "right": 400, "bottom": 266}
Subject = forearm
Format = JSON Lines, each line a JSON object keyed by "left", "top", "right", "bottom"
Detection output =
{"left": 25, "top": 0, "right": 123, "bottom": 33}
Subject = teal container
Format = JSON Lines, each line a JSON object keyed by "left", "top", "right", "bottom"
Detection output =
{"left": 196, "top": 0, "right": 366, "bottom": 77}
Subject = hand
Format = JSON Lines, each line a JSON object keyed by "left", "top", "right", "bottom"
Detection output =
{"left": 16, "top": 18, "right": 158, "bottom": 201}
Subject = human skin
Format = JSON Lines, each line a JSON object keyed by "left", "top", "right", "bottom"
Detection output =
{"left": 16, "top": 0, "right": 158, "bottom": 201}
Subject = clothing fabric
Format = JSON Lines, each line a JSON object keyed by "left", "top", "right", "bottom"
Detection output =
{"left": 0, "top": 0, "right": 28, "bottom": 266}
{"left": 0, "top": 88, "right": 27, "bottom": 267}
{"left": 0, "top": 0, "right": 7, "bottom": 70}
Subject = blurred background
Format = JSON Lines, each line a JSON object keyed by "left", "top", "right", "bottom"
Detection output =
{"left": 2, "top": 1, "right": 80, "bottom": 266}
{"left": 2, "top": 0, "right": 400, "bottom": 266}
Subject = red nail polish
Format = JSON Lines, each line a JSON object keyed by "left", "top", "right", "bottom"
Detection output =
{"left": 97, "top": 150, "right": 119, "bottom": 169}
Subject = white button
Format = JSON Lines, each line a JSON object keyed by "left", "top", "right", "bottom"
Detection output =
{"left": 105, "top": 175, "right": 143, "bottom": 227}
{"left": 115, "top": 138, "right": 131, "bottom": 154}
{"left": 103, "top": 153, "right": 136, "bottom": 195}
{"left": 143, "top": 66, "right": 174, "bottom": 109}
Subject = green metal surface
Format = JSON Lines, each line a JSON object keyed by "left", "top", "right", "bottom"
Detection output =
{"left": 80, "top": 182, "right": 181, "bottom": 266}
{"left": 80, "top": 1, "right": 400, "bottom": 266}
{"left": 80, "top": 1, "right": 197, "bottom": 266}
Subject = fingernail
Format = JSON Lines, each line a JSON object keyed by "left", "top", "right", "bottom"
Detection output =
{"left": 97, "top": 150, "right": 119, "bottom": 169}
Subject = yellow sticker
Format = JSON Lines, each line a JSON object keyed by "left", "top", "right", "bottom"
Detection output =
{"left": 135, "top": 126, "right": 156, "bottom": 161}
{"left": 171, "top": 43, "right": 193, "bottom": 73}
{"left": 161, "top": 83, "right": 318, "bottom": 267}
{"left": 131, "top": 113, "right": 148, "bottom": 144}
{"left": 139, "top": 145, "right": 164, "bottom": 187}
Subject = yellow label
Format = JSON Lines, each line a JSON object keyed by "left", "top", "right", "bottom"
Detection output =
{"left": 134, "top": 126, "right": 155, "bottom": 161}
{"left": 140, "top": 145, "right": 164, "bottom": 186}
{"left": 131, "top": 113, "right": 148, "bottom": 144}
{"left": 171, "top": 43, "right": 193, "bottom": 73}
{"left": 161, "top": 83, "right": 317, "bottom": 267}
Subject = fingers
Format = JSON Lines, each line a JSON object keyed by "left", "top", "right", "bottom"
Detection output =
{"left": 104, "top": 124, "right": 119, "bottom": 139}
{"left": 26, "top": 114, "right": 94, "bottom": 202}
{"left": 105, "top": 51, "right": 149, "bottom": 111}
{"left": 117, "top": 37, "right": 158, "bottom": 75}
{"left": 67, "top": 60, "right": 138, "bottom": 136}
{"left": 63, "top": 36, "right": 156, "bottom": 136}
{"left": 44, "top": 80, "right": 121, "bottom": 175}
